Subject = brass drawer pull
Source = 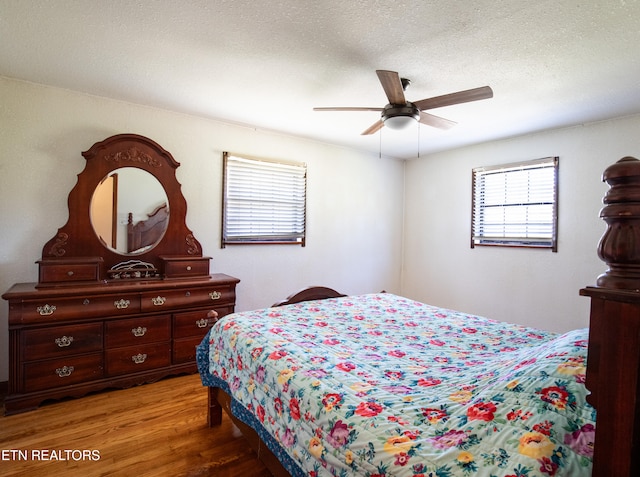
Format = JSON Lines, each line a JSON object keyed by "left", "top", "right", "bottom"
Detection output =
{"left": 131, "top": 326, "right": 147, "bottom": 337}
{"left": 55, "top": 336, "right": 74, "bottom": 347}
{"left": 195, "top": 318, "right": 209, "bottom": 328}
{"left": 55, "top": 365, "right": 74, "bottom": 378}
{"left": 209, "top": 291, "right": 222, "bottom": 300}
{"left": 186, "top": 265, "right": 192, "bottom": 271}
{"left": 132, "top": 353, "right": 147, "bottom": 364}
{"left": 37, "top": 304, "right": 57, "bottom": 316}
{"left": 67, "top": 270, "right": 74, "bottom": 276}
{"left": 152, "top": 296, "right": 166, "bottom": 306}
{"left": 114, "top": 299, "right": 130, "bottom": 309}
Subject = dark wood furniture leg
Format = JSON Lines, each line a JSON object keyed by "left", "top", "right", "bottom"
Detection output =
{"left": 207, "top": 387, "right": 222, "bottom": 427}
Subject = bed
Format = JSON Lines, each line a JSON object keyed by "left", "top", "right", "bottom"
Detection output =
{"left": 197, "top": 156, "right": 640, "bottom": 477}
{"left": 126, "top": 202, "right": 169, "bottom": 253}
{"left": 197, "top": 291, "right": 594, "bottom": 476}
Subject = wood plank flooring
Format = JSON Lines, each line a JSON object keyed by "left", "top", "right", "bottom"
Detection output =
{"left": 0, "top": 374, "right": 273, "bottom": 477}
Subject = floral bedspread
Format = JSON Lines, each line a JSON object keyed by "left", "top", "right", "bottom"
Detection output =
{"left": 197, "top": 293, "right": 595, "bottom": 477}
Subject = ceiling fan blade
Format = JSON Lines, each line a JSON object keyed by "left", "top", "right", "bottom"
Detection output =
{"left": 414, "top": 86, "right": 493, "bottom": 111}
{"left": 313, "top": 107, "right": 383, "bottom": 112}
{"left": 376, "top": 70, "right": 406, "bottom": 105}
{"left": 419, "top": 111, "right": 457, "bottom": 129}
{"left": 361, "top": 120, "right": 384, "bottom": 135}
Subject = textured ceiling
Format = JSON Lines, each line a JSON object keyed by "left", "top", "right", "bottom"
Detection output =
{"left": 2, "top": 0, "right": 640, "bottom": 159}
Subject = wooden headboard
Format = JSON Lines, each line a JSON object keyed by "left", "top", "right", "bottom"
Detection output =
{"left": 271, "top": 286, "right": 346, "bottom": 307}
{"left": 126, "top": 203, "right": 169, "bottom": 253}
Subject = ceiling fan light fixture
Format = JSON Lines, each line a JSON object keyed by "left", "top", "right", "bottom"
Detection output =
{"left": 381, "top": 103, "right": 420, "bottom": 130}
{"left": 384, "top": 115, "right": 415, "bottom": 130}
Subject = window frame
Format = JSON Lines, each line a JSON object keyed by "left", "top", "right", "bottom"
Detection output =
{"left": 221, "top": 152, "right": 307, "bottom": 248}
{"left": 471, "top": 156, "right": 559, "bottom": 252}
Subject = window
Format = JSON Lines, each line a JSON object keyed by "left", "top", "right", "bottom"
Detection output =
{"left": 221, "top": 152, "right": 306, "bottom": 247}
{"left": 471, "top": 156, "right": 558, "bottom": 251}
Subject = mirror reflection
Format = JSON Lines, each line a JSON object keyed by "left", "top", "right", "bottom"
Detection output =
{"left": 90, "top": 167, "right": 169, "bottom": 255}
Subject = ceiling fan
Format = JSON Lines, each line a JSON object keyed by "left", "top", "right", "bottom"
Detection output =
{"left": 314, "top": 70, "right": 493, "bottom": 135}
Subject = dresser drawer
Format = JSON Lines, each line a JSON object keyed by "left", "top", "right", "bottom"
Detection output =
{"left": 173, "top": 307, "right": 233, "bottom": 339}
{"left": 106, "top": 342, "right": 171, "bottom": 376}
{"left": 23, "top": 323, "right": 103, "bottom": 360}
{"left": 173, "top": 336, "right": 203, "bottom": 364}
{"left": 37, "top": 258, "right": 102, "bottom": 285}
{"left": 140, "top": 286, "right": 235, "bottom": 312}
{"left": 105, "top": 315, "right": 170, "bottom": 348}
{"left": 21, "top": 293, "right": 141, "bottom": 323}
{"left": 23, "top": 353, "right": 104, "bottom": 392}
{"left": 160, "top": 256, "right": 211, "bottom": 279}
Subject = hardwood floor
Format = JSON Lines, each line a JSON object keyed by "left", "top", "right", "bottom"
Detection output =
{"left": 0, "top": 374, "right": 273, "bottom": 477}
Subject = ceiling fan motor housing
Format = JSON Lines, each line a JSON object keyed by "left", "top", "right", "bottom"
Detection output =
{"left": 381, "top": 102, "right": 420, "bottom": 129}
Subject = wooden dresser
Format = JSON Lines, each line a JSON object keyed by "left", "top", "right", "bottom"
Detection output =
{"left": 3, "top": 274, "right": 239, "bottom": 414}
{"left": 3, "top": 134, "right": 240, "bottom": 414}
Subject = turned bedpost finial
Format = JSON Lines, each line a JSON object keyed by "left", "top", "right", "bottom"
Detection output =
{"left": 596, "top": 156, "right": 640, "bottom": 290}
{"left": 207, "top": 309, "right": 219, "bottom": 324}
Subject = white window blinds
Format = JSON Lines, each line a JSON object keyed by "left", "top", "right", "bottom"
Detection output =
{"left": 222, "top": 152, "right": 307, "bottom": 247}
{"left": 472, "top": 157, "right": 558, "bottom": 251}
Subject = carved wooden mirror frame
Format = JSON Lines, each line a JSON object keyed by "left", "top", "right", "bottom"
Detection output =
{"left": 38, "top": 134, "right": 207, "bottom": 286}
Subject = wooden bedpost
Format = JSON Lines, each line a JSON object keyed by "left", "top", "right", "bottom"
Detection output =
{"left": 207, "top": 387, "right": 222, "bottom": 427}
{"left": 581, "top": 156, "right": 640, "bottom": 477}
{"left": 205, "top": 310, "right": 223, "bottom": 427}
{"left": 596, "top": 156, "right": 640, "bottom": 289}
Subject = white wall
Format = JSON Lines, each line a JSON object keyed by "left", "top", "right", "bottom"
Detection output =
{"left": 3, "top": 74, "right": 640, "bottom": 384}
{"left": 0, "top": 77, "right": 405, "bottom": 381}
{"left": 403, "top": 115, "right": 640, "bottom": 332}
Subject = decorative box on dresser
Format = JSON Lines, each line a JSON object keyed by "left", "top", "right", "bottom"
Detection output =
{"left": 3, "top": 134, "right": 239, "bottom": 415}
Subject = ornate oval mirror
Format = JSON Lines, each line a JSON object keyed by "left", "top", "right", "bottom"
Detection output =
{"left": 39, "top": 134, "right": 206, "bottom": 285}
{"left": 90, "top": 167, "right": 169, "bottom": 255}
